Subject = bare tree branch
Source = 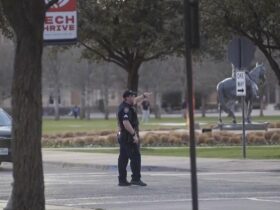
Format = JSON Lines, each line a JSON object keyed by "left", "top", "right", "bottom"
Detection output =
{"left": 79, "top": 41, "right": 127, "bottom": 69}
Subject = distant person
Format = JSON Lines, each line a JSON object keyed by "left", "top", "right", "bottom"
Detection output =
{"left": 141, "top": 98, "right": 150, "bottom": 123}
{"left": 116, "top": 90, "right": 152, "bottom": 187}
{"left": 72, "top": 106, "right": 80, "bottom": 119}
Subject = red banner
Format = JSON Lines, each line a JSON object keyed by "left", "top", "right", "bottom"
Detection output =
{"left": 47, "top": 0, "right": 76, "bottom": 12}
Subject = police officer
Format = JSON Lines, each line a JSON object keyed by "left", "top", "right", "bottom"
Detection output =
{"left": 117, "top": 90, "right": 152, "bottom": 186}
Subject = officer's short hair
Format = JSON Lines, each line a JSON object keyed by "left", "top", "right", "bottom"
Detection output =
{"left": 123, "top": 90, "right": 137, "bottom": 98}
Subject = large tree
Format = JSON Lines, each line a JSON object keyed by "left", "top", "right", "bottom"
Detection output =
{"left": 0, "top": 0, "right": 58, "bottom": 209}
{"left": 0, "top": 37, "right": 13, "bottom": 105}
{"left": 201, "top": 0, "right": 280, "bottom": 84}
{"left": 78, "top": 0, "right": 184, "bottom": 92}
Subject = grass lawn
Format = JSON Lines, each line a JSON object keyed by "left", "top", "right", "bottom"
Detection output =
{"left": 42, "top": 118, "right": 117, "bottom": 134}
{"left": 43, "top": 116, "right": 280, "bottom": 160}
{"left": 60, "top": 146, "right": 280, "bottom": 159}
{"left": 42, "top": 116, "right": 280, "bottom": 134}
{"left": 42, "top": 117, "right": 188, "bottom": 134}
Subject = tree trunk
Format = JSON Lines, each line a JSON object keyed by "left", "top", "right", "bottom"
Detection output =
{"left": 259, "top": 46, "right": 280, "bottom": 85}
{"left": 53, "top": 84, "right": 60, "bottom": 120}
{"left": 259, "top": 95, "right": 264, "bottom": 117}
{"left": 127, "top": 62, "right": 141, "bottom": 92}
{"left": 2, "top": 1, "right": 46, "bottom": 210}
{"left": 80, "top": 86, "right": 86, "bottom": 119}
{"left": 85, "top": 86, "right": 91, "bottom": 120}
{"left": 85, "top": 62, "right": 92, "bottom": 120}
{"left": 275, "top": 84, "right": 280, "bottom": 104}
{"left": 12, "top": 20, "right": 46, "bottom": 210}
{"left": 52, "top": 51, "right": 60, "bottom": 121}
{"left": 102, "top": 67, "right": 109, "bottom": 120}
{"left": 201, "top": 94, "right": 206, "bottom": 117}
{"left": 154, "top": 90, "right": 162, "bottom": 119}
{"left": 54, "top": 97, "right": 60, "bottom": 120}
{"left": 104, "top": 87, "right": 109, "bottom": 120}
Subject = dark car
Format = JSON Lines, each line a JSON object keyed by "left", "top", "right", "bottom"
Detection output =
{"left": 0, "top": 108, "right": 12, "bottom": 165}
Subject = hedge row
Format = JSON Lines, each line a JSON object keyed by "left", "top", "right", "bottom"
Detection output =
{"left": 42, "top": 130, "right": 280, "bottom": 147}
{"left": 268, "top": 122, "right": 280, "bottom": 128}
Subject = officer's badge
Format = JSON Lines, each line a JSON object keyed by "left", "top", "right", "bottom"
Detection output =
{"left": 124, "top": 107, "right": 129, "bottom": 113}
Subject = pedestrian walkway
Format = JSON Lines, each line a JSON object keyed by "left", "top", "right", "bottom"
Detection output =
{"left": 42, "top": 148, "right": 280, "bottom": 172}
{"left": 42, "top": 148, "right": 188, "bottom": 171}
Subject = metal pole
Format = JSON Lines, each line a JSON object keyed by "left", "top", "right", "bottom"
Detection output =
{"left": 242, "top": 97, "right": 246, "bottom": 159}
{"left": 238, "top": 37, "right": 246, "bottom": 159}
{"left": 184, "top": 0, "right": 198, "bottom": 210}
{"left": 238, "top": 37, "right": 242, "bottom": 69}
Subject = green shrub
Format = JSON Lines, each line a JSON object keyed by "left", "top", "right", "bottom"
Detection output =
{"left": 270, "top": 133, "right": 280, "bottom": 144}
{"left": 41, "top": 129, "right": 280, "bottom": 147}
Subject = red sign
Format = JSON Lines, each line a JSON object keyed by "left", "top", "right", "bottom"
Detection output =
{"left": 47, "top": 0, "right": 76, "bottom": 12}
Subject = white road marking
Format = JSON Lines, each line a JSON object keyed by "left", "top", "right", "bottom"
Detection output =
{"left": 44, "top": 171, "right": 275, "bottom": 178}
{"left": 248, "top": 197, "right": 280, "bottom": 203}
{"left": 47, "top": 195, "right": 161, "bottom": 202}
{"left": 66, "top": 198, "right": 189, "bottom": 206}
{"left": 45, "top": 172, "right": 110, "bottom": 177}
{"left": 146, "top": 171, "right": 271, "bottom": 176}
{"left": 62, "top": 196, "right": 280, "bottom": 206}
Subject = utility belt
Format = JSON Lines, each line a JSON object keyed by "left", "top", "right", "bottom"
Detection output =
{"left": 118, "top": 129, "right": 138, "bottom": 144}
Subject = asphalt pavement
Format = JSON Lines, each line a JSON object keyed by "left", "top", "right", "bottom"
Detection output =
{"left": 0, "top": 149, "right": 188, "bottom": 210}
{"left": 41, "top": 148, "right": 280, "bottom": 173}
{"left": 0, "top": 106, "right": 279, "bottom": 209}
{"left": 1, "top": 149, "right": 280, "bottom": 210}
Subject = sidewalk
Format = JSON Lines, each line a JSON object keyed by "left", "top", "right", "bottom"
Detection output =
{"left": 42, "top": 148, "right": 280, "bottom": 172}
{"left": 42, "top": 148, "right": 188, "bottom": 172}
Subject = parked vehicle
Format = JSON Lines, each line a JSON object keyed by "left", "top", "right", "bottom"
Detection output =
{"left": 0, "top": 108, "right": 12, "bottom": 165}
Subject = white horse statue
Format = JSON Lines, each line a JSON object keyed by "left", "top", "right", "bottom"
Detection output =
{"left": 217, "top": 63, "right": 266, "bottom": 123}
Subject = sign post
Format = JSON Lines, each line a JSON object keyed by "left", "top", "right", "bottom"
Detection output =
{"left": 228, "top": 36, "right": 255, "bottom": 159}
{"left": 236, "top": 71, "right": 247, "bottom": 158}
{"left": 184, "top": 0, "right": 199, "bottom": 210}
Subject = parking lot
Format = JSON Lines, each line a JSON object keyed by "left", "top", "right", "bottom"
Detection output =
{"left": 1, "top": 151, "right": 280, "bottom": 210}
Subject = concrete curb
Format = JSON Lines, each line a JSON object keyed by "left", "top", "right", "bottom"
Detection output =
{"left": 44, "top": 160, "right": 189, "bottom": 172}
{"left": 0, "top": 200, "right": 94, "bottom": 210}
{"left": 42, "top": 150, "right": 189, "bottom": 172}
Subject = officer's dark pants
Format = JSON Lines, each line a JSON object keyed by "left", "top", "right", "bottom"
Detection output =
{"left": 118, "top": 140, "right": 141, "bottom": 182}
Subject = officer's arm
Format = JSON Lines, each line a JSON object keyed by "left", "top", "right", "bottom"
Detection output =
{"left": 133, "top": 92, "right": 152, "bottom": 105}
{"left": 123, "top": 120, "right": 136, "bottom": 136}
{"left": 123, "top": 120, "right": 139, "bottom": 143}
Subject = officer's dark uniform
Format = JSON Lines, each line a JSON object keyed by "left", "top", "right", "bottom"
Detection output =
{"left": 117, "top": 100, "right": 141, "bottom": 184}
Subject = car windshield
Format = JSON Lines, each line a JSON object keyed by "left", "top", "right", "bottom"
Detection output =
{"left": 0, "top": 110, "right": 11, "bottom": 126}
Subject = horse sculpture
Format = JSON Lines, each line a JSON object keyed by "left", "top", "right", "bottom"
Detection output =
{"left": 217, "top": 63, "right": 266, "bottom": 124}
